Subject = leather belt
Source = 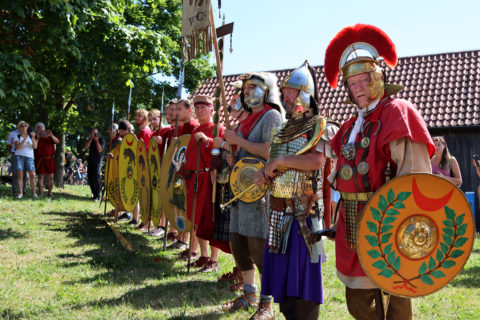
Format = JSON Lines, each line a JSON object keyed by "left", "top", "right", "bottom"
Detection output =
{"left": 340, "top": 191, "right": 373, "bottom": 202}
{"left": 186, "top": 168, "right": 210, "bottom": 175}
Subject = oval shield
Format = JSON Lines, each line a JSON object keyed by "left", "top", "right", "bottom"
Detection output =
{"left": 111, "top": 144, "right": 125, "bottom": 211}
{"left": 149, "top": 136, "right": 162, "bottom": 227}
{"left": 105, "top": 155, "right": 117, "bottom": 207}
{"left": 160, "top": 135, "right": 191, "bottom": 232}
{"left": 118, "top": 133, "right": 139, "bottom": 212}
{"left": 137, "top": 139, "right": 151, "bottom": 226}
{"left": 229, "top": 156, "right": 267, "bottom": 203}
{"left": 357, "top": 173, "right": 474, "bottom": 297}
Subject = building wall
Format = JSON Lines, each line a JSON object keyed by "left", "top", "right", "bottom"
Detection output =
{"left": 430, "top": 127, "right": 480, "bottom": 230}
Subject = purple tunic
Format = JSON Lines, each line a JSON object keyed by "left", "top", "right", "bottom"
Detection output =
{"left": 260, "top": 218, "right": 324, "bottom": 304}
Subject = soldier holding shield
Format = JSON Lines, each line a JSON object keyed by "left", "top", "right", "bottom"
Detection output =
{"left": 323, "top": 24, "right": 435, "bottom": 319}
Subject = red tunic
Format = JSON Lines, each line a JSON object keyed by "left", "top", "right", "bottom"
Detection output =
{"left": 178, "top": 119, "right": 200, "bottom": 136}
{"left": 184, "top": 122, "right": 225, "bottom": 242}
{"left": 34, "top": 136, "right": 56, "bottom": 175}
{"left": 154, "top": 126, "right": 173, "bottom": 158}
{"left": 137, "top": 127, "right": 153, "bottom": 151}
{"left": 331, "top": 97, "right": 434, "bottom": 277}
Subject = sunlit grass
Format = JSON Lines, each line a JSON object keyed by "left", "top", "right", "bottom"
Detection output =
{"left": 0, "top": 185, "right": 478, "bottom": 319}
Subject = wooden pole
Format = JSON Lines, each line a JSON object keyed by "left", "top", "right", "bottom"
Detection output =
{"left": 106, "top": 220, "right": 135, "bottom": 253}
{"left": 209, "top": 6, "right": 231, "bottom": 131}
{"left": 187, "top": 141, "right": 202, "bottom": 273}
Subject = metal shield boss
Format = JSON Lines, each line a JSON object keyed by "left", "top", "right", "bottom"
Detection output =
{"left": 118, "top": 133, "right": 139, "bottom": 212}
{"left": 357, "top": 173, "right": 474, "bottom": 297}
{"left": 229, "top": 156, "right": 267, "bottom": 203}
{"left": 160, "top": 134, "right": 191, "bottom": 232}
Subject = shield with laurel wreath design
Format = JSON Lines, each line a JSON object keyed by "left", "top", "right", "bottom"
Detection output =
{"left": 357, "top": 173, "right": 474, "bottom": 297}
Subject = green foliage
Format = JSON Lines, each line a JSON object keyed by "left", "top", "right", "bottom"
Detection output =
{"left": 0, "top": 0, "right": 215, "bottom": 137}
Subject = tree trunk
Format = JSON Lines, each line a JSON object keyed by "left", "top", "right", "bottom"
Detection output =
{"left": 54, "top": 133, "right": 65, "bottom": 188}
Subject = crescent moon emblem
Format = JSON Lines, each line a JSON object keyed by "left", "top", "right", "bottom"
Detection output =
{"left": 412, "top": 177, "right": 454, "bottom": 211}
{"left": 126, "top": 136, "right": 134, "bottom": 146}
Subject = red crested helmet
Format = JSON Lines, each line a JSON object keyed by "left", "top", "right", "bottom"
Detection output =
{"left": 324, "top": 24, "right": 402, "bottom": 102}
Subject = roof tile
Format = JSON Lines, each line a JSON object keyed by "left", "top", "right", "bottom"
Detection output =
{"left": 195, "top": 50, "right": 480, "bottom": 128}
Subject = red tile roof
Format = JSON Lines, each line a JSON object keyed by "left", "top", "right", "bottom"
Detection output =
{"left": 194, "top": 50, "right": 480, "bottom": 128}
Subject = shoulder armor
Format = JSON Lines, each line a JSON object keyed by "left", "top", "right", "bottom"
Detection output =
{"left": 322, "top": 121, "right": 340, "bottom": 142}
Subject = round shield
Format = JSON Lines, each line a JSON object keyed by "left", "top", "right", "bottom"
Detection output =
{"left": 111, "top": 145, "right": 125, "bottom": 211}
{"left": 160, "top": 135, "right": 191, "bottom": 232}
{"left": 149, "top": 136, "right": 162, "bottom": 227}
{"left": 118, "top": 133, "right": 139, "bottom": 212}
{"left": 357, "top": 173, "right": 474, "bottom": 297}
{"left": 137, "top": 139, "right": 151, "bottom": 226}
{"left": 229, "top": 156, "right": 267, "bottom": 203}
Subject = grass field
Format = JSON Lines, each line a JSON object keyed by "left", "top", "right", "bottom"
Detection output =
{"left": 0, "top": 185, "right": 479, "bottom": 319}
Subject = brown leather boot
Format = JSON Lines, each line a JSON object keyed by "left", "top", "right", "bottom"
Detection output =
{"left": 249, "top": 301, "right": 275, "bottom": 320}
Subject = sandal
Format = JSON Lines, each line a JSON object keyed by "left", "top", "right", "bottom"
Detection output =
{"left": 222, "top": 293, "right": 258, "bottom": 312}
{"left": 249, "top": 302, "right": 275, "bottom": 320}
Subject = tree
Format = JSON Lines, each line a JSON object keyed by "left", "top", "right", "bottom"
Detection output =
{"left": 0, "top": 0, "right": 214, "bottom": 187}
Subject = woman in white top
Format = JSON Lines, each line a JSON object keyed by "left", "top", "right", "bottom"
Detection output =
{"left": 13, "top": 121, "right": 38, "bottom": 199}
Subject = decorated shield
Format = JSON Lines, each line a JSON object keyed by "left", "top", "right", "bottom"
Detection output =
{"left": 149, "top": 136, "right": 162, "bottom": 227}
{"left": 357, "top": 173, "right": 474, "bottom": 297}
{"left": 160, "top": 135, "right": 191, "bottom": 232}
{"left": 137, "top": 139, "right": 151, "bottom": 226}
{"left": 111, "top": 145, "right": 125, "bottom": 211}
{"left": 229, "top": 156, "right": 267, "bottom": 203}
{"left": 105, "top": 155, "right": 116, "bottom": 207}
{"left": 118, "top": 133, "right": 139, "bottom": 212}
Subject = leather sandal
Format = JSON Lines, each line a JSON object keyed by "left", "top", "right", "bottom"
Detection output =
{"left": 249, "top": 302, "right": 275, "bottom": 320}
{"left": 222, "top": 292, "right": 258, "bottom": 312}
{"left": 191, "top": 256, "right": 210, "bottom": 268}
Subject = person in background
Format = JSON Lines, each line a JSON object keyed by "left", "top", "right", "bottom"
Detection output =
{"left": 168, "top": 99, "right": 200, "bottom": 250}
{"left": 64, "top": 147, "right": 74, "bottom": 185}
{"left": 148, "top": 109, "right": 161, "bottom": 132}
{"left": 83, "top": 128, "right": 105, "bottom": 201}
{"left": 472, "top": 155, "right": 480, "bottom": 208}
{"left": 108, "top": 123, "right": 121, "bottom": 150}
{"left": 129, "top": 109, "right": 153, "bottom": 225}
{"left": 34, "top": 122, "right": 59, "bottom": 198}
{"left": 13, "top": 120, "right": 38, "bottom": 199}
{"left": 431, "top": 136, "right": 462, "bottom": 186}
{"left": 148, "top": 101, "right": 180, "bottom": 237}
{"left": 7, "top": 124, "right": 26, "bottom": 195}
{"left": 135, "top": 108, "right": 153, "bottom": 150}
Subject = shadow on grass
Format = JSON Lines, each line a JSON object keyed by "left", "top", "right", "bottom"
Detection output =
{"left": 0, "top": 228, "right": 26, "bottom": 241}
{"left": 81, "top": 280, "right": 230, "bottom": 309}
{"left": 450, "top": 265, "right": 480, "bottom": 288}
{"left": 38, "top": 209, "right": 238, "bottom": 314}
{"left": 42, "top": 210, "right": 175, "bottom": 281}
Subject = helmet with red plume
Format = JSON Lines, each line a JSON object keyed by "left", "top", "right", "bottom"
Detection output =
{"left": 324, "top": 24, "right": 403, "bottom": 102}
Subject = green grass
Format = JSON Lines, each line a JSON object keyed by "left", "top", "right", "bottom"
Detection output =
{"left": 0, "top": 184, "right": 479, "bottom": 319}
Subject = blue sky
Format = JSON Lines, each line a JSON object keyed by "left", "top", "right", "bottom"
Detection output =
{"left": 213, "top": 0, "right": 479, "bottom": 75}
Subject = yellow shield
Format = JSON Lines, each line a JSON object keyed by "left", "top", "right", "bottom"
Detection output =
{"left": 357, "top": 173, "right": 474, "bottom": 297}
{"left": 229, "top": 156, "right": 267, "bottom": 203}
{"left": 105, "top": 155, "right": 116, "bottom": 207}
{"left": 149, "top": 136, "right": 162, "bottom": 227}
{"left": 137, "top": 139, "right": 151, "bottom": 226}
{"left": 118, "top": 133, "right": 139, "bottom": 212}
{"left": 160, "top": 135, "right": 191, "bottom": 232}
{"left": 111, "top": 145, "right": 125, "bottom": 211}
